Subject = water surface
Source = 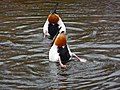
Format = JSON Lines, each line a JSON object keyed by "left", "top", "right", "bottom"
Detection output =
{"left": 0, "top": 0, "right": 120, "bottom": 89}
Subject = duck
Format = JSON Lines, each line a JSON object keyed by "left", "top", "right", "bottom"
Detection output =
{"left": 49, "top": 31, "right": 87, "bottom": 68}
{"left": 43, "top": 3, "right": 66, "bottom": 39}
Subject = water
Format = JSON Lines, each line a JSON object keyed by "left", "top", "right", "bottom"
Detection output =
{"left": 0, "top": 0, "right": 120, "bottom": 89}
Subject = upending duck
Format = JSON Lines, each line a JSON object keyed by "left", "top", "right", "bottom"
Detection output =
{"left": 43, "top": 3, "right": 66, "bottom": 39}
{"left": 49, "top": 31, "right": 86, "bottom": 68}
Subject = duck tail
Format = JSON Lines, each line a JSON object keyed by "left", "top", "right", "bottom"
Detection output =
{"left": 51, "top": 3, "right": 59, "bottom": 14}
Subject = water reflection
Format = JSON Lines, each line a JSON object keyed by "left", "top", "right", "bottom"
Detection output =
{"left": 0, "top": 0, "right": 120, "bottom": 89}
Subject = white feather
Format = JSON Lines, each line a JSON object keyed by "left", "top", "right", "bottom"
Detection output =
{"left": 58, "top": 18, "right": 66, "bottom": 33}
{"left": 43, "top": 19, "right": 50, "bottom": 36}
{"left": 49, "top": 44, "right": 59, "bottom": 62}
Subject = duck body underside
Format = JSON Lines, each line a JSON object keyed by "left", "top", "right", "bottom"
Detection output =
{"left": 48, "top": 23, "right": 59, "bottom": 39}
{"left": 58, "top": 45, "right": 71, "bottom": 64}
{"left": 49, "top": 45, "right": 72, "bottom": 64}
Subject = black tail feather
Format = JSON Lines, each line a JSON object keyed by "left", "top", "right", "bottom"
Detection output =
{"left": 50, "top": 27, "right": 61, "bottom": 46}
{"left": 51, "top": 3, "right": 59, "bottom": 14}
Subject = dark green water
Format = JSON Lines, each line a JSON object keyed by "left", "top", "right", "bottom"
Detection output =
{"left": 0, "top": 0, "right": 120, "bottom": 89}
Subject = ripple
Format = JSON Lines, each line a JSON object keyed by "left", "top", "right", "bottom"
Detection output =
{"left": 0, "top": 0, "right": 120, "bottom": 89}
{"left": 67, "top": 26, "right": 84, "bottom": 31}
{"left": 76, "top": 43, "right": 120, "bottom": 49}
